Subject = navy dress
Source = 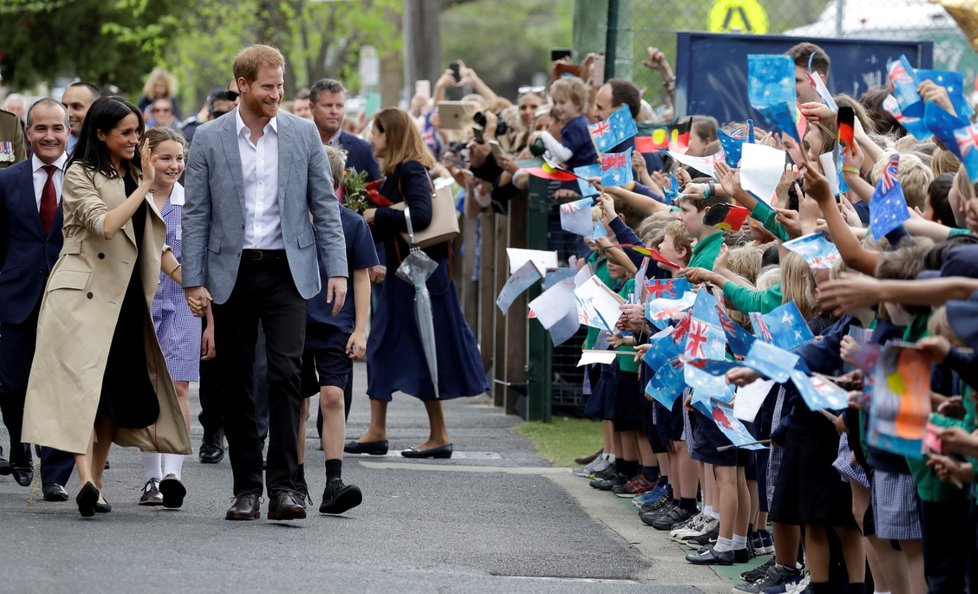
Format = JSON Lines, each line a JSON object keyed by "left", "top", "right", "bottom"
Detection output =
{"left": 366, "top": 160, "right": 488, "bottom": 402}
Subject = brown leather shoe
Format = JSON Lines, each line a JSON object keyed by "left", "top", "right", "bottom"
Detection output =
{"left": 574, "top": 448, "right": 603, "bottom": 465}
{"left": 225, "top": 492, "right": 261, "bottom": 521}
{"left": 267, "top": 490, "right": 306, "bottom": 521}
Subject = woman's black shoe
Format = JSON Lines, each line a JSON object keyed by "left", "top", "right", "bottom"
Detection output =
{"left": 343, "top": 440, "right": 389, "bottom": 456}
{"left": 76, "top": 482, "right": 99, "bottom": 518}
{"left": 94, "top": 498, "right": 112, "bottom": 514}
{"left": 400, "top": 443, "right": 453, "bottom": 459}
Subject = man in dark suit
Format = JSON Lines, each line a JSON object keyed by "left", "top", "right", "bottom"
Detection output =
{"left": 0, "top": 98, "right": 71, "bottom": 499}
{"left": 310, "top": 78, "right": 381, "bottom": 182}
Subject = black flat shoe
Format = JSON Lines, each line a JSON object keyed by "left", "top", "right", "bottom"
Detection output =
{"left": 94, "top": 498, "right": 111, "bottom": 514}
{"left": 76, "top": 482, "right": 99, "bottom": 518}
{"left": 343, "top": 440, "right": 389, "bottom": 456}
{"left": 42, "top": 483, "right": 70, "bottom": 502}
{"left": 319, "top": 477, "right": 362, "bottom": 515}
{"left": 11, "top": 464, "right": 33, "bottom": 487}
{"left": 400, "top": 443, "right": 453, "bottom": 459}
{"left": 159, "top": 474, "right": 186, "bottom": 509}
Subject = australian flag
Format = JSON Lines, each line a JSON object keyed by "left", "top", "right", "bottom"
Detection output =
{"left": 744, "top": 340, "right": 800, "bottom": 383}
{"left": 644, "top": 327, "right": 682, "bottom": 371}
{"left": 869, "top": 153, "right": 909, "bottom": 240}
{"left": 719, "top": 310, "right": 755, "bottom": 357}
{"left": 645, "top": 360, "right": 686, "bottom": 409}
{"left": 589, "top": 105, "right": 638, "bottom": 153}
{"left": 918, "top": 69, "right": 973, "bottom": 118}
{"left": 955, "top": 123, "right": 978, "bottom": 183}
{"left": 718, "top": 128, "right": 745, "bottom": 167}
{"left": 750, "top": 302, "right": 814, "bottom": 351}
{"left": 792, "top": 369, "right": 849, "bottom": 411}
{"left": 883, "top": 94, "right": 931, "bottom": 141}
{"left": 888, "top": 55, "right": 922, "bottom": 112}
{"left": 924, "top": 100, "right": 970, "bottom": 160}
{"left": 748, "top": 54, "right": 795, "bottom": 108}
{"left": 782, "top": 232, "right": 841, "bottom": 269}
{"left": 646, "top": 278, "right": 692, "bottom": 300}
{"left": 598, "top": 149, "right": 634, "bottom": 186}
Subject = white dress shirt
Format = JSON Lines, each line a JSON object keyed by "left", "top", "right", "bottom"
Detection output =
{"left": 326, "top": 128, "right": 343, "bottom": 148}
{"left": 235, "top": 108, "right": 284, "bottom": 249}
{"left": 32, "top": 153, "right": 68, "bottom": 211}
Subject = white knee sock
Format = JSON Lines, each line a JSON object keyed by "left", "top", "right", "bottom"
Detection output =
{"left": 161, "top": 453, "right": 184, "bottom": 480}
{"left": 141, "top": 452, "right": 162, "bottom": 482}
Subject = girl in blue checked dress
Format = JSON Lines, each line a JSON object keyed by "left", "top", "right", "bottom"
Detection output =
{"left": 138, "top": 128, "right": 215, "bottom": 508}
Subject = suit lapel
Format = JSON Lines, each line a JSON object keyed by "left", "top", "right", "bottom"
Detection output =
{"left": 220, "top": 112, "right": 246, "bottom": 213}
{"left": 277, "top": 114, "right": 296, "bottom": 213}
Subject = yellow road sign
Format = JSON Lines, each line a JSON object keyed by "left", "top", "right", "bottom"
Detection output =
{"left": 708, "top": 0, "right": 769, "bottom": 34}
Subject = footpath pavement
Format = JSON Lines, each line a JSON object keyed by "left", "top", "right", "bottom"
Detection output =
{"left": 0, "top": 362, "right": 733, "bottom": 593}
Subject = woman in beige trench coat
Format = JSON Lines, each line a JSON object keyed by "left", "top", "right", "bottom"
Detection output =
{"left": 22, "top": 97, "right": 191, "bottom": 518}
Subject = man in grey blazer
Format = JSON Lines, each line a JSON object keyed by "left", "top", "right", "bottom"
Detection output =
{"left": 183, "top": 44, "right": 348, "bottom": 521}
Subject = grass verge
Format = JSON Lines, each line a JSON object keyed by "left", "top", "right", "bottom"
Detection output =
{"left": 513, "top": 417, "right": 603, "bottom": 467}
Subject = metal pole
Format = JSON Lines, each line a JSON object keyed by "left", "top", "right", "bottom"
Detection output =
{"left": 605, "top": 0, "right": 619, "bottom": 81}
{"left": 834, "top": 0, "right": 844, "bottom": 37}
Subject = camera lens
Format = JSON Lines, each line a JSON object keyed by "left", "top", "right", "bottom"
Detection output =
{"left": 472, "top": 111, "right": 486, "bottom": 127}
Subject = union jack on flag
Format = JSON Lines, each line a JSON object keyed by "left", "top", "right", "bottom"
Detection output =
{"left": 887, "top": 55, "right": 922, "bottom": 112}
{"left": 588, "top": 105, "right": 638, "bottom": 153}
{"left": 595, "top": 149, "right": 633, "bottom": 186}
{"left": 879, "top": 153, "right": 900, "bottom": 194}
{"left": 955, "top": 123, "right": 978, "bottom": 182}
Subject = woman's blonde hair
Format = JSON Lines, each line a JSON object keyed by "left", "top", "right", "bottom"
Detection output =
{"left": 373, "top": 107, "right": 435, "bottom": 175}
{"left": 780, "top": 251, "right": 817, "bottom": 320}
{"left": 927, "top": 306, "right": 966, "bottom": 347}
{"left": 142, "top": 67, "right": 178, "bottom": 99}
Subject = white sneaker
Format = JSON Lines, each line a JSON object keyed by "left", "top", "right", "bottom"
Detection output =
{"left": 677, "top": 515, "right": 719, "bottom": 542}
{"left": 784, "top": 574, "right": 811, "bottom": 594}
{"left": 670, "top": 512, "right": 705, "bottom": 539}
{"left": 573, "top": 455, "right": 611, "bottom": 478}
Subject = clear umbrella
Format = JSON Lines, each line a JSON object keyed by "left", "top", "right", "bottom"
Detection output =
{"left": 395, "top": 207, "right": 441, "bottom": 399}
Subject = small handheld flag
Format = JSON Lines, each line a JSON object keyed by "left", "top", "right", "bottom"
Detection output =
{"left": 869, "top": 153, "right": 909, "bottom": 239}
{"left": 589, "top": 105, "right": 638, "bottom": 153}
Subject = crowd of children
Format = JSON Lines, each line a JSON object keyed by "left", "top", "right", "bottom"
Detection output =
{"left": 511, "top": 41, "right": 978, "bottom": 594}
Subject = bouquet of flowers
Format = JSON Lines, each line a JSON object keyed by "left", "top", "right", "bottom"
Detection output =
{"left": 343, "top": 168, "right": 390, "bottom": 214}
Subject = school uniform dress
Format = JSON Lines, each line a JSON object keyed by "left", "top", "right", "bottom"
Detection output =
{"left": 150, "top": 183, "right": 201, "bottom": 382}
{"left": 366, "top": 160, "right": 488, "bottom": 401}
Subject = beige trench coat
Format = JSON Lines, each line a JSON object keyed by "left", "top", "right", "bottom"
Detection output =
{"left": 22, "top": 163, "right": 191, "bottom": 455}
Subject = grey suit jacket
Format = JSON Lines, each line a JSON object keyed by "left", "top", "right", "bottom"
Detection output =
{"left": 182, "top": 108, "right": 347, "bottom": 304}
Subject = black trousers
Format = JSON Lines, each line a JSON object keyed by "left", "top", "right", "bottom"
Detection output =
{"left": 212, "top": 256, "right": 306, "bottom": 497}
{"left": 199, "top": 321, "right": 271, "bottom": 443}
{"left": 0, "top": 308, "right": 39, "bottom": 465}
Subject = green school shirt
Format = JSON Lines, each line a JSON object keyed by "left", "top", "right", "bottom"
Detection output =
{"left": 687, "top": 230, "right": 724, "bottom": 270}
{"left": 616, "top": 278, "right": 640, "bottom": 374}
{"left": 750, "top": 201, "right": 790, "bottom": 242}
{"left": 722, "top": 281, "right": 784, "bottom": 315}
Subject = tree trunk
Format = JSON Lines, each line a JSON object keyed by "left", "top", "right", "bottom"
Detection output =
{"left": 256, "top": 0, "right": 297, "bottom": 93}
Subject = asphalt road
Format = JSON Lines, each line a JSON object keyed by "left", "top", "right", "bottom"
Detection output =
{"left": 0, "top": 362, "right": 728, "bottom": 593}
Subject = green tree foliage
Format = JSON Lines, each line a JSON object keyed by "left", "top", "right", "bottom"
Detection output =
{"left": 0, "top": 0, "right": 180, "bottom": 93}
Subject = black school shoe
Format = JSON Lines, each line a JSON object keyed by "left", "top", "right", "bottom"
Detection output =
{"left": 319, "top": 477, "right": 363, "bottom": 514}
{"left": 590, "top": 472, "right": 629, "bottom": 491}
{"left": 652, "top": 505, "right": 694, "bottom": 530}
{"left": 686, "top": 545, "right": 733, "bottom": 565}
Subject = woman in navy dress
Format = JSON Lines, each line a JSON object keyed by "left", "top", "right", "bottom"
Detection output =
{"left": 354, "top": 108, "right": 488, "bottom": 459}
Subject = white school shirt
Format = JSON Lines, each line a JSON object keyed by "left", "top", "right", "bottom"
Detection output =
{"left": 235, "top": 108, "right": 284, "bottom": 249}
{"left": 31, "top": 153, "right": 68, "bottom": 211}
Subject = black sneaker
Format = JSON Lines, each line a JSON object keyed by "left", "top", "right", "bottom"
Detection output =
{"left": 591, "top": 465, "right": 617, "bottom": 481}
{"left": 590, "top": 472, "right": 628, "bottom": 491}
{"left": 652, "top": 505, "right": 693, "bottom": 530}
{"left": 640, "top": 501, "right": 677, "bottom": 526}
{"left": 319, "top": 477, "right": 363, "bottom": 515}
{"left": 733, "top": 563, "right": 802, "bottom": 593}
{"left": 741, "top": 557, "right": 775, "bottom": 582}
